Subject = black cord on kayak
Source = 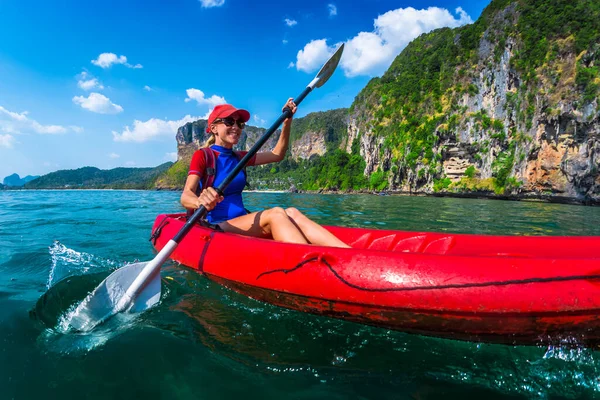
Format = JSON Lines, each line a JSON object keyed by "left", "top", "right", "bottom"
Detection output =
{"left": 257, "top": 256, "right": 600, "bottom": 292}
{"left": 149, "top": 217, "right": 169, "bottom": 245}
{"left": 256, "top": 257, "right": 316, "bottom": 280}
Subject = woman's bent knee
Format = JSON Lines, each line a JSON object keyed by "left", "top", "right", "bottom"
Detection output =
{"left": 285, "top": 207, "right": 302, "bottom": 219}
{"left": 263, "top": 207, "right": 288, "bottom": 222}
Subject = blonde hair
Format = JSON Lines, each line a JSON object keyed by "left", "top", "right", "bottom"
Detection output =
{"left": 202, "top": 133, "right": 215, "bottom": 148}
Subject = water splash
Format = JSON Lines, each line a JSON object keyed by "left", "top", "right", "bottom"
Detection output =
{"left": 47, "top": 241, "right": 122, "bottom": 288}
{"left": 38, "top": 310, "right": 143, "bottom": 355}
{"left": 35, "top": 242, "right": 150, "bottom": 354}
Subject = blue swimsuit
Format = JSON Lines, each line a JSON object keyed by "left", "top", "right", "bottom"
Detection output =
{"left": 205, "top": 145, "right": 249, "bottom": 224}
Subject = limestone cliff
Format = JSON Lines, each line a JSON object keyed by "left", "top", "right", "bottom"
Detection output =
{"left": 347, "top": 0, "right": 599, "bottom": 203}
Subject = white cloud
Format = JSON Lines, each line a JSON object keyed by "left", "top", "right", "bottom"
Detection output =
{"left": 287, "top": 61, "right": 295, "bottom": 69}
{"left": 284, "top": 18, "right": 297, "bottom": 27}
{"left": 77, "top": 71, "right": 104, "bottom": 91}
{"left": 296, "top": 39, "right": 336, "bottom": 73}
{"left": 31, "top": 121, "right": 68, "bottom": 134}
{"left": 199, "top": 0, "right": 224, "bottom": 7}
{"left": 125, "top": 161, "right": 136, "bottom": 166}
{"left": 91, "top": 53, "right": 143, "bottom": 69}
{"left": 282, "top": 39, "right": 288, "bottom": 44}
{"left": 70, "top": 125, "right": 84, "bottom": 133}
{"left": 0, "top": 106, "right": 28, "bottom": 122}
{"left": 73, "top": 93, "right": 124, "bottom": 114}
{"left": 296, "top": 7, "right": 472, "bottom": 77}
{"left": 144, "top": 85, "right": 153, "bottom": 91}
{"left": 253, "top": 115, "right": 266, "bottom": 126}
{"left": 112, "top": 114, "right": 201, "bottom": 143}
{"left": 328, "top": 4, "right": 337, "bottom": 17}
{"left": 0, "top": 134, "right": 15, "bottom": 148}
{"left": 109, "top": 153, "right": 120, "bottom": 159}
{"left": 0, "top": 105, "right": 77, "bottom": 135}
{"left": 165, "top": 152, "right": 178, "bottom": 162}
{"left": 78, "top": 78, "right": 104, "bottom": 91}
{"left": 185, "top": 88, "right": 226, "bottom": 107}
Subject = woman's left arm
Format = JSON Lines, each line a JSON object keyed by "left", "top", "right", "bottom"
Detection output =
{"left": 254, "top": 98, "right": 297, "bottom": 166}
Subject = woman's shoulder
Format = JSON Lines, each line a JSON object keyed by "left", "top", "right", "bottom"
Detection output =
{"left": 192, "top": 147, "right": 219, "bottom": 158}
{"left": 190, "top": 148, "right": 210, "bottom": 167}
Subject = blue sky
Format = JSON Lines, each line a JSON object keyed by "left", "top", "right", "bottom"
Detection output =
{"left": 0, "top": 0, "right": 491, "bottom": 179}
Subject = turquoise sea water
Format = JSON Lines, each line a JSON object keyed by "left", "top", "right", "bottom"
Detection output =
{"left": 1, "top": 190, "right": 600, "bottom": 399}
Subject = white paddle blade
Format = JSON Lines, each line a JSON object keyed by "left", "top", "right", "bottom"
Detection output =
{"left": 313, "top": 43, "right": 344, "bottom": 88}
{"left": 67, "top": 262, "right": 161, "bottom": 332}
{"left": 130, "top": 265, "right": 161, "bottom": 312}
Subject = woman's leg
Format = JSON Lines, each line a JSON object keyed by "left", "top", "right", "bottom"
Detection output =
{"left": 218, "top": 207, "right": 309, "bottom": 244}
{"left": 284, "top": 207, "right": 350, "bottom": 248}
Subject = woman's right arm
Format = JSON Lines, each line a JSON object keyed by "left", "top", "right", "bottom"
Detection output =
{"left": 180, "top": 175, "right": 223, "bottom": 211}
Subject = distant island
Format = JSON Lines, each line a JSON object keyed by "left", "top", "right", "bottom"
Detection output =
{"left": 1, "top": 163, "right": 172, "bottom": 190}
{"left": 3, "top": 173, "right": 39, "bottom": 187}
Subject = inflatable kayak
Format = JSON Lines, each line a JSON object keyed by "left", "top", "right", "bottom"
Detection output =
{"left": 151, "top": 213, "right": 600, "bottom": 345}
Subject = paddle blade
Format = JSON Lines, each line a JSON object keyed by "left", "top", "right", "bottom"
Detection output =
{"left": 67, "top": 262, "right": 161, "bottom": 332}
{"left": 313, "top": 43, "right": 344, "bottom": 88}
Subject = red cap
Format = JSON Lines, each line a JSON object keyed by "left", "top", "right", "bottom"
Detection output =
{"left": 206, "top": 104, "right": 251, "bottom": 133}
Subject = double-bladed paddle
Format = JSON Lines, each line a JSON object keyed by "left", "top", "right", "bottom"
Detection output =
{"left": 67, "top": 44, "right": 345, "bottom": 331}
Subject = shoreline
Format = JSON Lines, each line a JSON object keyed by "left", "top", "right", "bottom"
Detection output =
{"left": 316, "top": 188, "right": 600, "bottom": 206}
{"left": 2, "top": 186, "right": 598, "bottom": 206}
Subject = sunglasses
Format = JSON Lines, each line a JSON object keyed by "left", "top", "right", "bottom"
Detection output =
{"left": 214, "top": 117, "right": 246, "bottom": 129}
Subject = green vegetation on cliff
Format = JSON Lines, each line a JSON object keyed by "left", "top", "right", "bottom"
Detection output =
{"left": 288, "top": 108, "right": 348, "bottom": 152}
{"left": 247, "top": 147, "right": 367, "bottom": 191}
{"left": 154, "top": 160, "right": 189, "bottom": 189}
{"left": 245, "top": 108, "right": 368, "bottom": 191}
{"left": 351, "top": 0, "right": 600, "bottom": 194}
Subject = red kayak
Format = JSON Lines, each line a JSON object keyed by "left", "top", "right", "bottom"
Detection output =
{"left": 151, "top": 213, "right": 600, "bottom": 345}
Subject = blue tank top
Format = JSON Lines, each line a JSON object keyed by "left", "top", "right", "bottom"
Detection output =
{"left": 206, "top": 145, "right": 248, "bottom": 224}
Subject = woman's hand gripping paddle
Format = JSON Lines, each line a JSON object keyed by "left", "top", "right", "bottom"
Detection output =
{"left": 66, "top": 44, "right": 345, "bottom": 332}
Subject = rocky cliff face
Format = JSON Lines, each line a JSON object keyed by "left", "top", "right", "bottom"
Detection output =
{"left": 290, "top": 130, "right": 327, "bottom": 160}
{"left": 347, "top": 0, "right": 600, "bottom": 203}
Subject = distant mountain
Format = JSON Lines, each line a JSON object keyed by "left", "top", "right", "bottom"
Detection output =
{"left": 3, "top": 173, "right": 40, "bottom": 187}
{"left": 23, "top": 163, "right": 173, "bottom": 189}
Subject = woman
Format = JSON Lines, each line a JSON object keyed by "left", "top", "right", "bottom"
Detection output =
{"left": 180, "top": 99, "right": 349, "bottom": 248}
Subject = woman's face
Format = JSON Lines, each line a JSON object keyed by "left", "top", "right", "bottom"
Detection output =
{"left": 210, "top": 116, "right": 245, "bottom": 148}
